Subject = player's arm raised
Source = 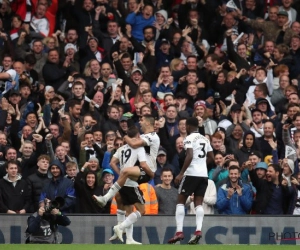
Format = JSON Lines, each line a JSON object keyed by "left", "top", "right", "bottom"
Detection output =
{"left": 175, "top": 148, "right": 193, "bottom": 185}
{"left": 110, "top": 156, "right": 121, "bottom": 175}
{"left": 124, "top": 135, "right": 146, "bottom": 148}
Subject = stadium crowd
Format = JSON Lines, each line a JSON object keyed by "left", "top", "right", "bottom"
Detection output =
{"left": 0, "top": 0, "right": 300, "bottom": 216}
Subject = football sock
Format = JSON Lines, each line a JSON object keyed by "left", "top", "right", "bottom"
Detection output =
{"left": 117, "top": 209, "right": 126, "bottom": 224}
{"left": 119, "top": 211, "right": 141, "bottom": 230}
{"left": 195, "top": 205, "right": 204, "bottom": 231}
{"left": 103, "top": 182, "right": 121, "bottom": 202}
{"left": 125, "top": 224, "right": 134, "bottom": 240}
{"left": 175, "top": 204, "right": 185, "bottom": 232}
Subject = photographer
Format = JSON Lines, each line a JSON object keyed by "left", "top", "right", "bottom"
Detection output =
{"left": 26, "top": 199, "right": 70, "bottom": 244}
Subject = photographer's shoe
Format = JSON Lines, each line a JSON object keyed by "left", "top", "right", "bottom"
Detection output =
{"left": 126, "top": 239, "right": 142, "bottom": 245}
{"left": 188, "top": 231, "right": 202, "bottom": 245}
{"left": 168, "top": 232, "right": 184, "bottom": 244}
{"left": 93, "top": 195, "right": 107, "bottom": 208}
{"left": 113, "top": 225, "right": 124, "bottom": 242}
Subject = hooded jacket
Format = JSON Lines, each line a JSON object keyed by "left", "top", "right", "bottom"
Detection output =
{"left": 39, "top": 160, "right": 76, "bottom": 213}
{"left": 255, "top": 97, "right": 275, "bottom": 118}
{"left": 0, "top": 174, "right": 31, "bottom": 213}
{"left": 235, "top": 131, "right": 258, "bottom": 166}
{"left": 74, "top": 171, "right": 108, "bottom": 213}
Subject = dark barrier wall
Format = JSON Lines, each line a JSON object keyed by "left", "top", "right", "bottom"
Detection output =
{"left": 1, "top": 215, "right": 300, "bottom": 244}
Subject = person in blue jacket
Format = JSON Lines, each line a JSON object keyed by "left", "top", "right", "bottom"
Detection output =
{"left": 216, "top": 165, "right": 253, "bottom": 214}
{"left": 125, "top": 3, "right": 155, "bottom": 42}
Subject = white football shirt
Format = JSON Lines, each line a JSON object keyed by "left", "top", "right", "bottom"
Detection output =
{"left": 140, "top": 132, "right": 160, "bottom": 172}
{"left": 114, "top": 144, "right": 147, "bottom": 187}
{"left": 183, "top": 132, "right": 213, "bottom": 177}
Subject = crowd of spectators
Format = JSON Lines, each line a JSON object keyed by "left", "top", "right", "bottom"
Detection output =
{"left": 0, "top": 0, "right": 300, "bottom": 216}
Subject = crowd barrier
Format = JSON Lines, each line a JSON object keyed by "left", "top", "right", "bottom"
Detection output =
{"left": 0, "top": 215, "right": 300, "bottom": 244}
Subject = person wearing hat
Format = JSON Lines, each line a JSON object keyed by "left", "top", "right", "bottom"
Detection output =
{"left": 282, "top": 158, "right": 295, "bottom": 186}
{"left": 156, "top": 38, "right": 174, "bottom": 70}
{"left": 80, "top": 36, "right": 106, "bottom": 71}
{"left": 118, "top": 115, "right": 129, "bottom": 137}
{"left": 64, "top": 43, "right": 80, "bottom": 72}
{"left": 246, "top": 9, "right": 293, "bottom": 44}
{"left": 193, "top": 100, "right": 217, "bottom": 135}
{"left": 154, "top": 147, "right": 179, "bottom": 186}
{"left": 279, "top": 1, "right": 297, "bottom": 23}
{"left": 247, "top": 163, "right": 290, "bottom": 214}
{"left": 255, "top": 97, "right": 275, "bottom": 121}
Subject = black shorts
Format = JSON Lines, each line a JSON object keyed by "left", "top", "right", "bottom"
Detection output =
{"left": 119, "top": 186, "right": 145, "bottom": 206}
{"left": 178, "top": 176, "right": 208, "bottom": 197}
{"left": 136, "top": 167, "right": 151, "bottom": 184}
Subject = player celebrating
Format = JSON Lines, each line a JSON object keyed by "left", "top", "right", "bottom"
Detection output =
{"left": 93, "top": 114, "right": 160, "bottom": 206}
{"left": 168, "top": 117, "right": 214, "bottom": 245}
{"left": 109, "top": 126, "right": 149, "bottom": 244}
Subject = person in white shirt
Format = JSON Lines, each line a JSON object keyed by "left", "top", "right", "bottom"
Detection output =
{"left": 30, "top": 4, "right": 50, "bottom": 38}
{"left": 168, "top": 117, "right": 214, "bottom": 245}
{"left": 93, "top": 114, "right": 160, "bottom": 205}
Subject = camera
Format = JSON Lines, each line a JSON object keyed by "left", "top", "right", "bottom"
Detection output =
{"left": 44, "top": 197, "right": 65, "bottom": 217}
{"left": 284, "top": 118, "right": 293, "bottom": 125}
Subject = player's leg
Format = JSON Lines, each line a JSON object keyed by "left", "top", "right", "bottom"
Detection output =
{"left": 93, "top": 166, "right": 141, "bottom": 207}
{"left": 109, "top": 192, "right": 126, "bottom": 241}
{"left": 124, "top": 204, "right": 142, "bottom": 245}
{"left": 168, "top": 193, "right": 189, "bottom": 244}
{"left": 188, "top": 178, "right": 208, "bottom": 245}
{"left": 113, "top": 187, "right": 145, "bottom": 243}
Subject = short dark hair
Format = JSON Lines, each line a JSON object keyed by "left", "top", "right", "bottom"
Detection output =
{"left": 142, "top": 114, "right": 155, "bottom": 126}
{"left": 68, "top": 99, "right": 81, "bottom": 108}
{"left": 161, "top": 167, "right": 173, "bottom": 176}
{"left": 24, "top": 54, "right": 37, "bottom": 65}
{"left": 229, "top": 165, "right": 240, "bottom": 172}
{"left": 127, "top": 126, "right": 139, "bottom": 138}
{"left": 186, "top": 117, "right": 198, "bottom": 127}
{"left": 6, "top": 160, "right": 19, "bottom": 169}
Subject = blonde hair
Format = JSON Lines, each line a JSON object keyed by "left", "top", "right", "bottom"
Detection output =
{"left": 83, "top": 59, "right": 99, "bottom": 77}
{"left": 170, "top": 58, "right": 184, "bottom": 72}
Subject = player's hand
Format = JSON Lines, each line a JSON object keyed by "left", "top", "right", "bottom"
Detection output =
{"left": 174, "top": 173, "right": 184, "bottom": 186}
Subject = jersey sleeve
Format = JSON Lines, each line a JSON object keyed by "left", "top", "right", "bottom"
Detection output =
{"left": 137, "top": 148, "right": 147, "bottom": 162}
{"left": 183, "top": 136, "right": 193, "bottom": 150}
{"left": 206, "top": 142, "right": 213, "bottom": 152}
{"left": 141, "top": 135, "right": 151, "bottom": 146}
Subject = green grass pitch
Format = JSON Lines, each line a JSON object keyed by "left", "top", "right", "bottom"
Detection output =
{"left": 1, "top": 245, "right": 300, "bottom": 250}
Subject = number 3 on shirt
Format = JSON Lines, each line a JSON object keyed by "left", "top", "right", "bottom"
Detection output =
{"left": 198, "top": 143, "right": 206, "bottom": 158}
